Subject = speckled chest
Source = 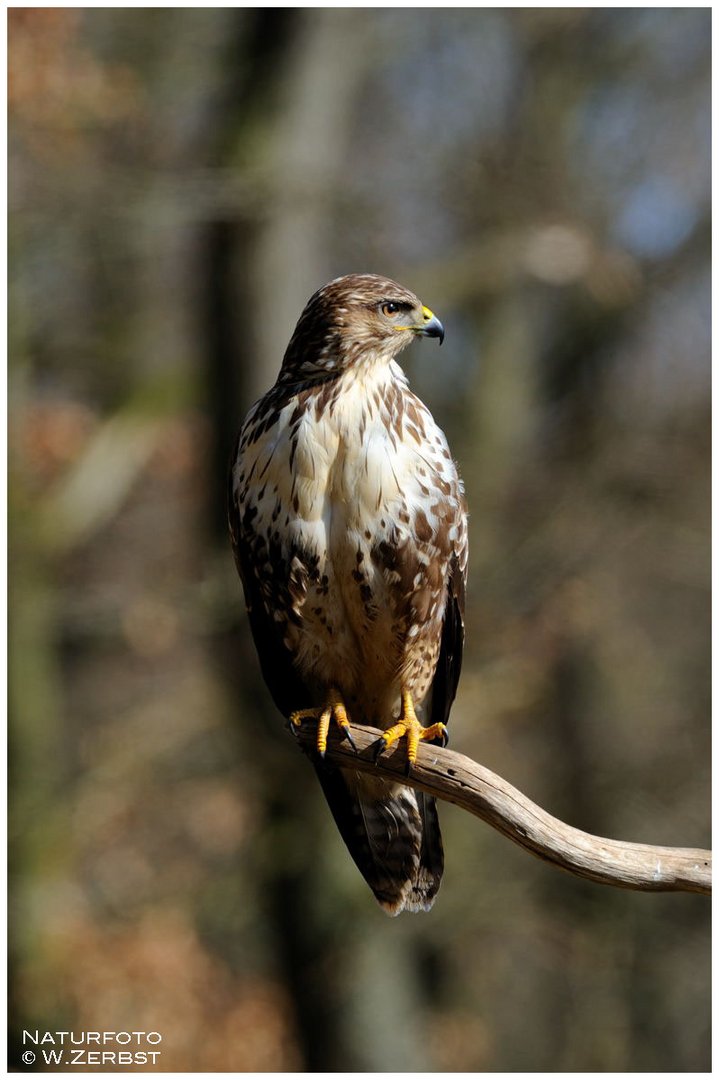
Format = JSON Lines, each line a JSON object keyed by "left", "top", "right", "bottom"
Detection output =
{"left": 234, "top": 362, "right": 465, "bottom": 705}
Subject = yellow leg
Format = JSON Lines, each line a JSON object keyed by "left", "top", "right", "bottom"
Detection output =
{"left": 376, "top": 689, "right": 448, "bottom": 773}
{"left": 290, "top": 688, "right": 356, "bottom": 757}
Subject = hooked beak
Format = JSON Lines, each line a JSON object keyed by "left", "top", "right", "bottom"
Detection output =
{"left": 415, "top": 305, "right": 445, "bottom": 345}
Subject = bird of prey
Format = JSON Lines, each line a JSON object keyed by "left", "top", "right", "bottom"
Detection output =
{"left": 228, "top": 273, "right": 467, "bottom": 914}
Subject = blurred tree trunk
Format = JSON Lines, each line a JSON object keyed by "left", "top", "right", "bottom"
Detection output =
{"left": 200, "top": 9, "right": 434, "bottom": 1070}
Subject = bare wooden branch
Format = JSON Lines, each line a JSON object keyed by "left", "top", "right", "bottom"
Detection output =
{"left": 292, "top": 722, "right": 711, "bottom": 896}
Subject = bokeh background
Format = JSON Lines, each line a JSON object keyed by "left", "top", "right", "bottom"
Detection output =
{"left": 9, "top": 8, "right": 710, "bottom": 1072}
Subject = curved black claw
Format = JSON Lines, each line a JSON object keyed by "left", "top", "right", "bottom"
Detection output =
{"left": 373, "top": 736, "right": 388, "bottom": 762}
{"left": 344, "top": 727, "right": 357, "bottom": 751}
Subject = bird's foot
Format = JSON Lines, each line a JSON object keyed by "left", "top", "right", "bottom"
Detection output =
{"left": 290, "top": 689, "right": 356, "bottom": 757}
{"left": 374, "top": 690, "right": 448, "bottom": 776}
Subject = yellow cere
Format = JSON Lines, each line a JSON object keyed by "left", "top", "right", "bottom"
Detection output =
{"left": 393, "top": 305, "right": 435, "bottom": 334}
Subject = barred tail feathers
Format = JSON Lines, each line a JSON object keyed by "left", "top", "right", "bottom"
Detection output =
{"left": 313, "top": 763, "right": 444, "bottom": 914}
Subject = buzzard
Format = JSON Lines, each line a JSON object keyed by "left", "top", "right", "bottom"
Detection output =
{"left": 228, "top": 274, "right": 468, "bottom": 914}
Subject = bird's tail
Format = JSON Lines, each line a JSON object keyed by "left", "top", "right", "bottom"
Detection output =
{"left": 313, "top": 762, "right": 444, "bottom": 914}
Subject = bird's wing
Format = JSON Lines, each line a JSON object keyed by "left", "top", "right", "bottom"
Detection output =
{"left": 227, "top": 439, "right": 309, "bottom": 719}
{"left": 429, "top": 549, "right": 467, "bottom": 730}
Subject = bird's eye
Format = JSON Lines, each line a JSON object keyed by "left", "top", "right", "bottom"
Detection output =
{"left": 382, "top": 302, "right": 401, "bottom": 316}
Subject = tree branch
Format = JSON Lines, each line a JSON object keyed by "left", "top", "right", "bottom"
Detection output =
{"left": 292, "top": 722, "right": 711, "bottom": 896}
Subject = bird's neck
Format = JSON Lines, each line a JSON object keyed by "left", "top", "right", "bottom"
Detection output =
{"left": 337, "top": 355, "right": 408, "bottom": 394}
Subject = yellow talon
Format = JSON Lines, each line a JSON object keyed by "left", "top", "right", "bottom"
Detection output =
{"left": 290, "top": 689, "right": 356, "bottom": 756}
{"left": 377, "top": 690, "right": 448, "bottom": 772}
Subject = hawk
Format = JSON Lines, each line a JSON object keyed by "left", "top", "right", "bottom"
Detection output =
{"left": 228, "top": 273, "right": 468, "bottom": 914}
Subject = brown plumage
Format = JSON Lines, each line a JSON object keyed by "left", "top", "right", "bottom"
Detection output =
{"left": 228, "top": 273, "right": 468, "bottom": 914}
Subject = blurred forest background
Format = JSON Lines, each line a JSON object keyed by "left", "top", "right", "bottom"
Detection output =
{"left": 8, "top": 7, "right": 710, "bottom": 1072}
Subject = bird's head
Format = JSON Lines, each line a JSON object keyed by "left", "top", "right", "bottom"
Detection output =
{"left": 280, "top": 273, "right": 444, "bottom": 382}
